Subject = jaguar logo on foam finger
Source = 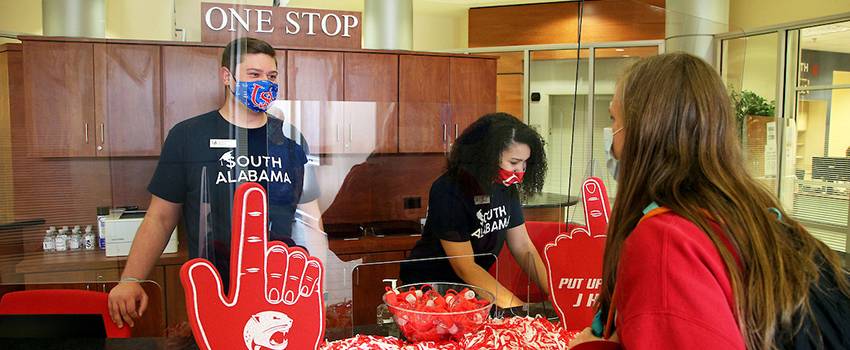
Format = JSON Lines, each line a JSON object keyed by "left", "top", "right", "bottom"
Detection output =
{"left": 544, "top": 177, "right": 611, "bottom": 331}
{"left": 181, "top": 182, "right": 325, "bottom": 350}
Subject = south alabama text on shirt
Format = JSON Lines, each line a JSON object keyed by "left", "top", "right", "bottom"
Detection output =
{"left": 215, "top": 151, "right": 293, "bottom": 185}
{"left": 471, "top": 205, "right": 510, "bottom": 239}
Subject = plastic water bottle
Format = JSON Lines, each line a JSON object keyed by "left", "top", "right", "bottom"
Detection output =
{"left": 69, "top": 226, "right": 82, "bottom": 250}
{"left": 84, "top": 225, "right": 96, "bottom": 250}
{"left": 42, "top": 229, "right": 56, "bottom": 253}
{"left": 54, "top": 227, "right": 69, "bottom": 252}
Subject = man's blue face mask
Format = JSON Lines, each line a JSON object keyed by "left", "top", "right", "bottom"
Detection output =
{"left": 230, "top": 75, "right": 279, "bottom": 113}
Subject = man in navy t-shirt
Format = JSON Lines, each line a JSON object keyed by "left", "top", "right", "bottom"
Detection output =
{"left": 107, "top": 37, "right": 321, "bottom": 329}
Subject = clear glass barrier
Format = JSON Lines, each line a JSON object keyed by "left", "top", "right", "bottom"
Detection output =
{"left": 0, "top": 0, "right": 778, "bottom": 344}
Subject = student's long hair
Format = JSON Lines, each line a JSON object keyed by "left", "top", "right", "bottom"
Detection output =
{"left": 447, "top": 113, "right": 546, "bottom": 195}
{"left": 597, "top": 53, "right": 850, "bottom": 349}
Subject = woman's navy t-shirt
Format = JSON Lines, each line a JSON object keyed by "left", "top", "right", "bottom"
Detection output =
{"left": 399, "top": 173, "right": 525, "bottom": 284}
{"left": 147, "top": 111, "right": 308, "bottom": 288}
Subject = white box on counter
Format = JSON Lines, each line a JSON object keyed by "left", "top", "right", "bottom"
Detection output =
{"left": 104, "top": 211, "right": 178, "bottom": 257}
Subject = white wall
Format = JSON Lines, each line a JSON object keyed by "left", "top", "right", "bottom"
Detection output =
{"left": 0, "top": 0, "right": 468, "bottom": 51}
{"left": 729, "top": 0, "right": 850, "bottom": 32}
{"left": 828, "top": 71, "right": 850, "bottom": 157}
{"left": 0, "top": 0, "right": 42, "bottom": 44}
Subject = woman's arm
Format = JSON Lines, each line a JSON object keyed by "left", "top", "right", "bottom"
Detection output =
{"left": 440, "top": 239, "right": 525, "bottom": 308}
{"left": 505, "top": 224, "right": 550, "bottom": 294}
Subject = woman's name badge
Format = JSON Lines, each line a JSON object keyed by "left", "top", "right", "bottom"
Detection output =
{"left": 474, "top": 195, "right": 491, "bottom": 205}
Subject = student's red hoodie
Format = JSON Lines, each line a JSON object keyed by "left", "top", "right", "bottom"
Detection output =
{"left": 613, "top": 211, "right": 746, "bottom": 349}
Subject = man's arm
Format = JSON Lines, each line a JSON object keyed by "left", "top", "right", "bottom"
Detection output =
{"left": 120, "top": 195, "right": 182, "bottom": 278}
{"left": 108, "top": 195, "right": 181, "bottom": 328}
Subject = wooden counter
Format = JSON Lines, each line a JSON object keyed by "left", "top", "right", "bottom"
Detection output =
{"left": 12, "top": 247, "right": 189, "bottom": 337}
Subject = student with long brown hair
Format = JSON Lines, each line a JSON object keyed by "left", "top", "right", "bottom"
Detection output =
{"left": 569, "top": 53, "right": 850, "bottom": 349}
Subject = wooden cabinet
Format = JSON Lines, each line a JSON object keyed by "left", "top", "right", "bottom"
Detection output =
{"left": 23, "top": 268, "right": 119, "bottom": 284}
{"left": 450, "top": 57, "right": 497, "bottom": 146}
{"left": 286, "top": 50, "right": 344, "bottom": 154}
{"left": 398, "top": 56, "right": 496, "bottom": 153}
{"left": 344, "top": 52, "right": 399, "bottom": 154}
{"left": 162, "top": 46, "right": 224, "bottom": 133}
{"left": 96, "top": 44, "right": 162, "bottom": 156}
{"left": 399, "top": 55, "right": 451, "bottom": 153}
{"left": 23, "top": 41, "right": 161, "bottom": 157}
{"left": 23, "top": 41, "right": 96, "bottom": 157}
{"left": 164, "top": 265, "right": 188, "bottom": 333}
{"left": 330, "top": 235, "right": 419, "bottom": 326}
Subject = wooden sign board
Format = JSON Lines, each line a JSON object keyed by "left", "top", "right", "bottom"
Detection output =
{"left": 201, "top": 2, "right": 361, "bottom": 49}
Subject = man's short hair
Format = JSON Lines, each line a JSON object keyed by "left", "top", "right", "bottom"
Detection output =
{"left": 221, "top": 37, "right": 277, "bottom": 73}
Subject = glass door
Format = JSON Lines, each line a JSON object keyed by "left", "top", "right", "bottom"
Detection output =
{"left": 785, "top": 20, "right": 850, "bottom": 252}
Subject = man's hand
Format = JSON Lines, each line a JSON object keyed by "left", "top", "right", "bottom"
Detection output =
{"left": 107, "top": 281, "right": 149, "bottom": 328}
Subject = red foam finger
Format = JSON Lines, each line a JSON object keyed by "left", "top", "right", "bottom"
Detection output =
{"left": 180, "top": 258, "right": 227, "bottom": 348}
{"left": 231, "top": 183, "right": 269, "bottom": 298}
{"left": 265, "top": 243, "right": 289, "bottom": 304}
{"left": 283, "top": 249, "right": 307, "bottom": 305}
{"left": 581, "top": 177, "right": 611, "bottom": 238}
{"left": 300, "top": 258, "right": 322, "bottom": 297}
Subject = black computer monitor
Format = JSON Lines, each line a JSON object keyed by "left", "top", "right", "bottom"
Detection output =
{"left": 0, "top": 314, "right": 106, "bottom": 338}
{"left": 812, "top": 157, "right": 850, "bottom": 182}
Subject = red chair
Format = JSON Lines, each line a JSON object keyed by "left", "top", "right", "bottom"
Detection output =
{"left": 0, "top": 289, "right": 131, "bottom": 338}
{"left": 488, "top": 221, "right": 580, "bottom": 302}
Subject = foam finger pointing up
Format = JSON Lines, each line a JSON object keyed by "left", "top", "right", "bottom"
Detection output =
{"left": 581, "top": 177, "right": 611, "bottom": 237}
{"left": 232, "top": 183, "right": 269, "bottom": 298}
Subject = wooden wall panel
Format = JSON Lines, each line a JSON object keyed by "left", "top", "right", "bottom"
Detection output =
{"left": 109, "top": 158, "right": 158, "bottom": 209}
{"left": 0, "top": 47, "right": 19, "bottom": 223}
{"left": 497, "top": 74, "right": 523, "bottom": 120}
{"left": 489, "top": 51, "right": 524, "bottom": 74}
{"left": 469, "top": 1, "right": 665, "bottom": 48}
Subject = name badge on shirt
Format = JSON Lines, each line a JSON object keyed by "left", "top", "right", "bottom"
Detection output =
{"left": 474, "top": 195, "right": 491, "bottom": 205}
{"left": 209, "top": 139, "right": 237, "bottom": 149}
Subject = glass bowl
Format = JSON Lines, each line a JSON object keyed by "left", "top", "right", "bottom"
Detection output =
{"left": 382, "top": 282, "right": 494, "bottom": 342}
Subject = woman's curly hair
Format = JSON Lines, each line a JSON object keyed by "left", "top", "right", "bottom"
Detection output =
{"left": 447, "top": 112, "right": 547, "bottom": 195}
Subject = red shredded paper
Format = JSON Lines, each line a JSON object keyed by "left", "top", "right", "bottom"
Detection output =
{"left": 322, "top": 316, "right": 580, "bottom": 350}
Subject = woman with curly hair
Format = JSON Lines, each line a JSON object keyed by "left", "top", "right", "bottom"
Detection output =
{"left": 399, "top": 112, "right": 550, "bottom": 308}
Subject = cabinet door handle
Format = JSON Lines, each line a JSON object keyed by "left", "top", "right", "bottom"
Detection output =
{"left": 348, "top": 123, "right": 352, "bottom": 145}
{"left": 336, "top": 123, "right": 342, "bottom": 142}
{"left": 100, "top": 123, "right": 105, "bottom": 145}
{"left": 442, "top": 124, "right": 447, "bottom": 142}
{"left": 84, "top": 123, "right": 89, "bottom": 144}
{"left": 455, "top": 124, "right": 459, "bottom": 140}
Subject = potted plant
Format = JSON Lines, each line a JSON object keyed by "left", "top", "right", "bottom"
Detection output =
{"left": 730, "top": 89, "right": 776, "bottom": 135}
{"left": 729, "top": 89, "right": 777, "bottom": 177}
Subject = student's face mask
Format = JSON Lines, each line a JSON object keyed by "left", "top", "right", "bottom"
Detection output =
{"left": 498, "top": 168, "right": 525, "bottom": 187}
{"left": 603, "top": 127, "right": 624, "bottom": 179}
{"left": 229, "top": 75, "right": 279, "bottom": 113}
